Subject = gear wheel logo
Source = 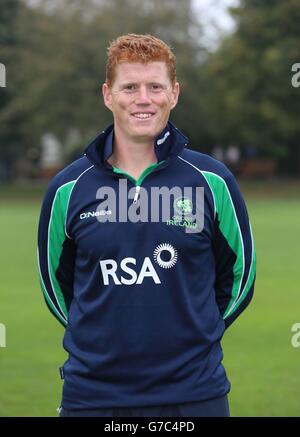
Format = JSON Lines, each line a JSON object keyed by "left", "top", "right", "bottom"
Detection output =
{"left": 153, "top": 243, "right": 178, "bottom": 269}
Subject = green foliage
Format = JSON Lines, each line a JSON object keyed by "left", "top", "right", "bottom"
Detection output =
{"left": 0, "top": 0, "right": 23, "bottom": 165}
{"left": 0, "top": 0, "right": 19, "bottom": 44}
{"left": 203, "top": 0, "right": 300, "bottom": 173}
{"left": 1, "top": 0, "right": 300, "bottom": 174}
{"left": 0, "top": 0, "right": 207, "bottom": 164}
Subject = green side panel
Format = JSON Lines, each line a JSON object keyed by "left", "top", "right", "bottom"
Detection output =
{"left": 225, "top": 224, "right": 256, "bottom": 318}
{"left": 48, "top": 181, "right": 76, "bottom": 321}
{"left": 37, "top": 252, "right": 67, "bottom": 326}
{"left": 202, "top": 172, "right": 245, "bottom": 318}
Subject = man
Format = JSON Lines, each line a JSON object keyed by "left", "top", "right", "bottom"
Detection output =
{"left": 37, "top": 34, "right": 256, "bottom": 417}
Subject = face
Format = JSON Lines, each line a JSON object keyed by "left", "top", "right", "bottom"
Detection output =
{"left": 102, "top": 62, "right": 179, "bottom": 145}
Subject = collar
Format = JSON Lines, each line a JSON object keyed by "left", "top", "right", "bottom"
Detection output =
{"left": 84, "top": 121, "right": 188, "bottom": 169}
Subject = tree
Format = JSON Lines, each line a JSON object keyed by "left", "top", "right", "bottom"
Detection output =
{"left": 0, "top": 0, "right": 22, "bottom": 180}
{"left": 0, "top": 0, "right": 207, "bottom": 168}
{"left": 202, "top": 0, "right": 300, "bottom": 174}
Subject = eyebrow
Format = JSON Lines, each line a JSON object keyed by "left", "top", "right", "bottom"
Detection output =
{"left": 119, "top": 81, "right": 167, "bottom": 88}
{"left": 119, "top": 82, "right": 137, "bottom": 87}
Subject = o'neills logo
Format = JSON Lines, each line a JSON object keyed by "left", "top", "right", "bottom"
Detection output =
{"left": 99, "top": 243, "right": 178, "bottom": 285}
{"left": 80, "top": 210, "right": 112, "bottom": 219}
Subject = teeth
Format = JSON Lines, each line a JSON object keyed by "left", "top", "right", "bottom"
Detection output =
{"left": 133, "top": 113, "right": 153, "bottom": 119}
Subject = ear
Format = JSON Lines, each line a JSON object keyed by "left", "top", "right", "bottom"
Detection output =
{"left": 170, "top": 82, "right": 180, "bottom": 110}
{"left": 102, "top": 83, "right": 113, "bottom": 111}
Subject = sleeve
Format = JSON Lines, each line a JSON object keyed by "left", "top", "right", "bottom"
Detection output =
{"left": 211, "top": 172, "right": 256, "bottom": 329}
{"left": 37, "top": 177, "right": 76, "bottom": 327}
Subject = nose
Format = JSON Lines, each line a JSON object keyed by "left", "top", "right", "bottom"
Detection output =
{"left": 135, "top": 85, "right": 152, "bottom": 104}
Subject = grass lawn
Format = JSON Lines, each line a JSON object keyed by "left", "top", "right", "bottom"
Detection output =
{"left": 0, "top": 181, "right": 299, "bottom": 416}
{"left": 223, "top": 198, "right": 300, "bottom": 416}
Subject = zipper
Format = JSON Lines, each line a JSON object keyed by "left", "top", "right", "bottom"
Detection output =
{"left": 133, "top": 185, "right": 141, "bottom": 203}
{"left": 112, "top": 161, "right": 166, "bottom": 204}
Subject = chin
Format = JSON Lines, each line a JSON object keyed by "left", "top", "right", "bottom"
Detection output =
{"left": 130, "top": 128, "right": 157, "bottom": 140}
{"left": 134, "top": 125, "right": 164, "bottom": 138}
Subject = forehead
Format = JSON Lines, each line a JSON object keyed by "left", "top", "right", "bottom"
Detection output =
{"left": 113, "top": 62, "right": 170, "bottom": 84}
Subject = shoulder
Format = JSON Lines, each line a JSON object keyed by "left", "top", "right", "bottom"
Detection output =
{"left": 46, "top": 155, "right": 94, "bottom": 193}
{"left": 41, "top": 156, "right": 94, "bottom": 207}
{"left": 178, "top": 147, "right": 233, "bottom": 181}
{"left": 178, "top": 148, "right": 245, "bottom": 207}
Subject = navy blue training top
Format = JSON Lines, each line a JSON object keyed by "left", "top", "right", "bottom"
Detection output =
{"left": 37, "top": 122, "right": 256, "bottom": 410}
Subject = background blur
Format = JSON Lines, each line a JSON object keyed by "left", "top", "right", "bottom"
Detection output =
{"left": 0, "top": 0, "right": 299, "bottom": 416}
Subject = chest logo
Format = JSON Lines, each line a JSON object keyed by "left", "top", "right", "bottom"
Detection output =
{"left": 99, "top": 243, "right": 177, "bottom": 285}
{"left": 166, "top": 196, "right": 197, "bottom": 230}
{"left": 153, "top": 243, "right": 178, "bottom": 269}
{"left": 174, "top": 197, "right": 193, "bottom": 215}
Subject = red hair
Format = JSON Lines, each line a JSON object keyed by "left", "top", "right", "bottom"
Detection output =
{"left": 106, "top": 34, "right": 177, "bottom": 86}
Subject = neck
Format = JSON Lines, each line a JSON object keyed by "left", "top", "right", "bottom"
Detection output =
{"left": 108, "top": 134, "right": 157, "bottom": 180}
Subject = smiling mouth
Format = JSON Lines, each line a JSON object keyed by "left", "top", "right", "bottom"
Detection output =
{"left": 132, "top": 113, "right": 155, "bottom": 119}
